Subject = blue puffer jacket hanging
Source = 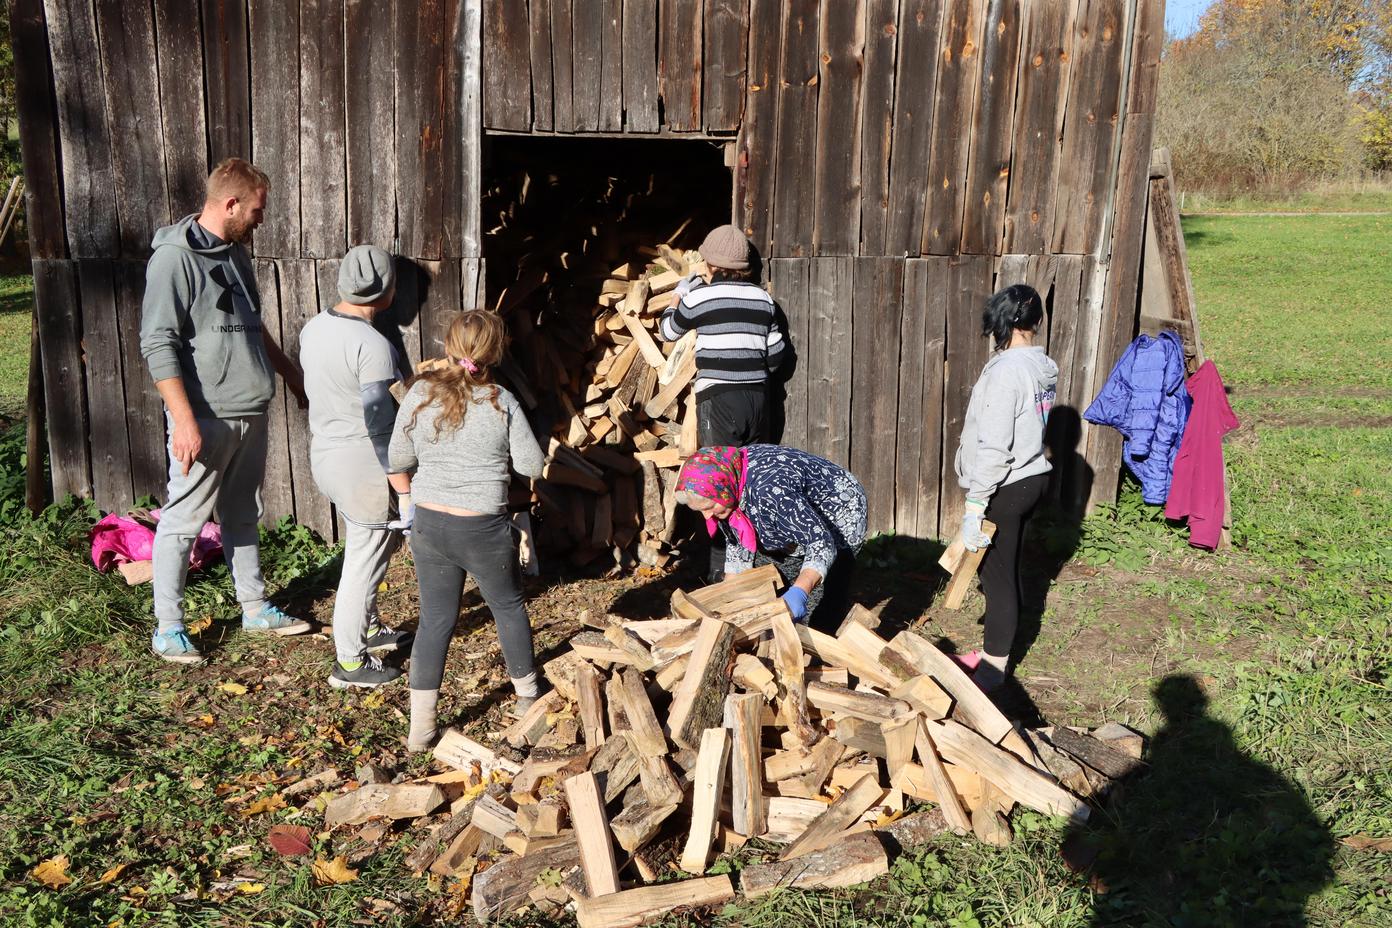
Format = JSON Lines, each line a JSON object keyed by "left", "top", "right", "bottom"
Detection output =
{"left": 1083, "top": 330, "right": 1191, "bottom": 504}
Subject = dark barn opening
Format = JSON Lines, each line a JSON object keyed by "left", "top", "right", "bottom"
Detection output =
{"left": 479, "top": 136, "right": 734, "bottom": 567}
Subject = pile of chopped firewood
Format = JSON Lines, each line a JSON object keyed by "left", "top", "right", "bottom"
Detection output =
{"left": 316, "top": 568, "right": 1145, "bottom": 926}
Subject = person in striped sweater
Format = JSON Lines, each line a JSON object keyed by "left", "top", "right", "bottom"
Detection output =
{"left": 659, "top": 224, "right": 787, "bottom": 582}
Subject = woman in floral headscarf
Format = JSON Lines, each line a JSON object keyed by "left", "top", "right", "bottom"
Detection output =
{"left": 676, "top": 445, "right": 867, "bottom": 630}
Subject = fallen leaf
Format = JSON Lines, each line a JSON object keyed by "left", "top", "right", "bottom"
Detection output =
{"left": 187, "top": 616, "right": 213, "bottom": 635}
{"left": 218, "top": 682, "right": 248, "bottom": 696}
{"left": 190, "top": 714, "right": 216, "bottom": 729}
{"left": 243, "top": 793, "right": 287, "bottom": 817}
{"left": 312, "top": 856, "right": 359, "bottom": 886}
{"left": 236, "top": 882, "right": 266, "bottom": 894}
{"left": 98, "top": 863, "right": 129, "bottom": 884}
{"left": 32, "top": 855, "right": 72, "bottom": 889}
{"left": 266, "top": 825, "right": 313, "bottom": 857}
{"left": 1342, "top": 834, "right": 1392, "bottom": 852}
{"left": 362, "top": 690, "right": 386, "bottom": 709}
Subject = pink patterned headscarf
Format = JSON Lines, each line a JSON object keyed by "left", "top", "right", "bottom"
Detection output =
{"left": 676, "top": 446, "right": 758, "bottom": 552}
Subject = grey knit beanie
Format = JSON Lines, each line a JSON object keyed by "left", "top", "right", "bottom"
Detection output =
{"left": 699, "top": 224, "right": 751, "bottom": 270}
{"left": 338, "top": 245, "right": 396, "bottom": 305}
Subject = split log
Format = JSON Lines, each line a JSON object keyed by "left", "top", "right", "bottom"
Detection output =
{"left": 576, "top": 659, "right": 607, "bottom": 749}
{"left": 940, "top": 520, "right": 996, "bottom": 609}
{"left": 512, "top": 749, "right": 595, "bottom": 800}
{"left": 679, "top": 727, "right": 731, "bottom": 873}
{"left": 888, "top": 632, "right": 1014, "bottom": 743}
{"left": 434, "top": 729, "right": 523, "bottom": 778}
{"left": 927, "top": 720, "right": 1089, "bottom": 822}
{"left": 616, "top": 668, "right": 668, "bottom": 756}
{"left": 732, "top": 653, "right": 778, "bottom": 698}
{"left": 724, "top": 693, "right": 766, "bottom": 838}
{"left": 610, "top": 794, "right": 680, "bottom": 854}
{"left": 770, "top": 609, "right": 818, "bottom": 748}
{"left": 324, "top": 784, "right": 446, "bottom": 828}
{"left": 1047, "top": 727, "right": 1144, "bottom": 780}
{"left": 806, "top": 682, "right": 914, "bottom": 723}
{"left": 470, "top": 794, "right": 519, "bottom": 840}
{"left": 739, "top": 830, "right": 889, "bottom": 898}
{"left": 503, "top": 690, "right": 564, "bottom": 748}
{"left": 572, "top": 874, "right": 734, "bottom": 928}
{"left": 428, "top": 823, "right": 485, "bottom": 877}
{"left": 796, "top": 626, "right": 898, "bottom": 689}
{"left": 564, "top": 771, "right": 621, "bottom": 897}
{"left": 780, "top": 774, "right": 884, "bottom": 860}
{"left": 765, "top": 796, "right": 828, "bottom": 843}
{"left": 914, "top": 719, "right": 971, "bottom": 832}
{"left": 517, "top": 797, "right": 565, "bottom": 837}
{"left": 590, "top": 732, "right": 642, "bottom": 804}
{"left": 666, "top": 618, "right": 737, "bottom": 749}
{"left": 472, "top": 837, "right": 582, "bottom": 923}
{"left": 637, "top": 755, "right": 684, "bottom": 807}
{"left": 1091, "top": 722, "right": 1145, "bottom": 759}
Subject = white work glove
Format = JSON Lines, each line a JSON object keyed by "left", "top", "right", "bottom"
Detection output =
{"left": 388, "top": 493, "right": 414, "bottom": 534}
{"left": 673, "top": 273, "right": 703, "bottom": 298}
{"left": 960, "top": 497, "right": 992, "bottom": 552}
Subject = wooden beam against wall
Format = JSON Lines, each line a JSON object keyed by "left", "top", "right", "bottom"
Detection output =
{"left": 253, "top": 260, "right": 297, "bottom": 526}
{"left": 937, "top": 255, "right": 994, "bottom": 539}
{"left": 78, "top": 261, "right": 134, "bottom": 513}
{"left": 850, "top": 257, "right": 904, "bottom": 534}
{"left": 736, "top": 0, "right": 781, "bottom": 252}
{"left": 895, "top": 258, "right": 946, "bottom": 537}
{"left": 531, "top": 0, "right": 556, "bottom": 131}
{"left": 805, "top": 257, "right": 853, "bottom": 466}
{"left": 813, "top": 0, "right": 866, "bottom": 256}
{"left": 11, "top": 0, "right": 67, "bottom": 259}
{"left": 483, "top": 0, "right": 533, "bottom": 130}
{"left": 33, "top": 259, "right": 91, "bottom": 500}
{"left": 572, "top": 0, "right": 605, "bottom": 131}
{"left": 346, "top": 0, "right": 400, "bottom": 250}
{"left": 460, "top": 0, "right": 483, "bottom": 257}
{"left": 114, "top": 262, "right": 168, "bottom": 503}
{"left": 768, "top": 259, "right": 810, "bottom": 449}
{"left": 201, "top": 0, "right": 252, "bottom": 161}
{"left": 884, "top": 0, "right": 946, "bottom": 257}
{"left": 622, "top": 0, "right": 660, "bottom": 131}
{"left": 922, "top": 0, "right": 987, "bottom": 255}
{"left": 858, "top": 0, "right": 899, "bottom": 256}
{"left": 300, "top": 0, "right": 348, "bottom": 259}
{"left": 703, "top": 0, "right": 748, "bottom": 132}
{"left": 249, "top": 0, "right": 301, "bottom": 259}
{"left": 958, "top": 0, "right": 1023, "bottom": 256}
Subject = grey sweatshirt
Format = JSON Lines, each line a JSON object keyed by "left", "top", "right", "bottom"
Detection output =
{"left": 388, "top": 381, "right": 545, "bottom": 514}
{"left": 955, "top": 346, "right": 1059, "bottom": 502}
{"left": 140, "top": 215, "right": 275, "bottom": 418}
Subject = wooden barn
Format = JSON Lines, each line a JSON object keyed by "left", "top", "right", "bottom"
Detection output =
{"left": 13, "top": 0, "right": 1165, "bottom": 548}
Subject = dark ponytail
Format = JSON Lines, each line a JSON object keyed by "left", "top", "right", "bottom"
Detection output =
{"left": 982, "top": 284, "right": 1044, "bottom": 350}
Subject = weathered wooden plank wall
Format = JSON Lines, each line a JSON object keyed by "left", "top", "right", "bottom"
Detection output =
{"left": 17, "top": 0, "right": 1165, "bottom": 539}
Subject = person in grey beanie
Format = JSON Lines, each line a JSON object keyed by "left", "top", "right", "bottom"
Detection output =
{"left": 140, "top": 158, "right": 313, "bottom": 665}
{"left": 299, "top": 245, "right": 414, "bottom": 688}
{"left": 659, "top": 223, "right": 786, "bottom": 581}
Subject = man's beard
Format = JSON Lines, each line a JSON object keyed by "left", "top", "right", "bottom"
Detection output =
{"left": 224, "top": 215, "right": 255, "bottom": 244}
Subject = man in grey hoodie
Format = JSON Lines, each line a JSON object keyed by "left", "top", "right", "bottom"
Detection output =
{"left": 140, "top": 158, "right": 312, "bottom": 665}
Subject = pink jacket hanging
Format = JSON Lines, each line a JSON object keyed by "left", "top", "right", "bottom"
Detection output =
{"left": 1164, "top": 361, "right": 1239, "bottom": 550}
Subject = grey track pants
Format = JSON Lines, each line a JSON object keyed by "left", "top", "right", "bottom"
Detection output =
{"left": 152, "top": 414, "right": 268, "bottom": 634}
{"left": 408, "top": 508, "right": 536, "bottom": 692}
{"left": 311, "top": 441, "right": 400, "bottom": 664}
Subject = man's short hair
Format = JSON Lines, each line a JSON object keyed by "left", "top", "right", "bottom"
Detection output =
{"left": 206, "top": 158, "right": 270, "bottom": 203}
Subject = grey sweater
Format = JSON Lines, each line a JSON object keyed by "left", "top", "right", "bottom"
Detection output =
{"left": 955, "top": 346, "right": 1059, "bottom": 502}
{"left": 140, "top": 215, "right": 275, "bottom": 418}
{"left": 388, "top": 381, "right": 545, "bottom": 514}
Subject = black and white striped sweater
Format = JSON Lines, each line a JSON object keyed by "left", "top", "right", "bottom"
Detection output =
{"left": 657, "top": 279, "right": 787, "bottom": 398}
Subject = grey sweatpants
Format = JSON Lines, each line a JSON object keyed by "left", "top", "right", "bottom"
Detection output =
{"left": 310, "top": 441, "right": 400, "bottom": 664}
{"left": 153, "top": 414, "right": 268, "bottom": 634}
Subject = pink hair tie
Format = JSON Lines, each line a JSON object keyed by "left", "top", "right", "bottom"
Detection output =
{"left": 458, "top": 357, "right": 479, "bottom": 374}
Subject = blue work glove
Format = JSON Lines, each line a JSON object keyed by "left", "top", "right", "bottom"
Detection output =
{"left": 782, "top": 586, "right": 809, "bottom": 623}
{"left": 960, "top": 497, "right": 992, "bottom": 552}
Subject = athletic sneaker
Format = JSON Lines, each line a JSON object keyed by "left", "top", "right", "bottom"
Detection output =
{"left": 242, "top": 605, "right": 313, "bottom": 636}
{"left": 151, "top": 630, "right": 205, "bottom": 665}
{"left": 364, "top": 622, "right": 411, "bottom": 653}
{"left": 329, "top": 655, "right": 404, "bottom": 689}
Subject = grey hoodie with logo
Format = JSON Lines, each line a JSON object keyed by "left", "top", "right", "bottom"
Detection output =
{"left": 140, "top": 215, "right": 275, "bottom": 419}
{"left": 955, "top": 346, "right": 1059, "bottom": 502}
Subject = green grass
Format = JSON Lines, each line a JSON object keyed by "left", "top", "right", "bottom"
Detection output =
{"left": 0, "top": 274, "right": 32, "bottom": 421}
{"left": 0, "top": 210, "right": 1389, "bottom": 926}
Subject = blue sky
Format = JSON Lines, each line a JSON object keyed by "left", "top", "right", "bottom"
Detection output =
{"left": 1165, "top": 0, "right": 1215, "bottom": 38}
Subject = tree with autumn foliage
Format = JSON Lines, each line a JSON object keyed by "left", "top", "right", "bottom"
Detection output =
{"left": 1157, "top": 0, "right": 1392, "bottom": 189}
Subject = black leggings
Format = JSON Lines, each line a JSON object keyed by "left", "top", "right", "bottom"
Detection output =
{"left": 698, "top": 387, "right": 770, "bottom": 581}
{"left": 408, "top": 508, "right": 535, "bottom": 691}
{"left": 979, "top": 474, "right": 1048, "bottom": 657}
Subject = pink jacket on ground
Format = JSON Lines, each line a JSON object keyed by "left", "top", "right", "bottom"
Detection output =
{"left": 1164, "top": 361, "right": 1239, "bottom": 550}
{"left": 90, "top": 510, "right": 223, "bottom": 572}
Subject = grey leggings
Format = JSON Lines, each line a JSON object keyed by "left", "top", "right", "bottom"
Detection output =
{"left": 408, "top": 507, "right": 536, "bottom": 691}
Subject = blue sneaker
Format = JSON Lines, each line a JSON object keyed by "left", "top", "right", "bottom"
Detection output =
{"left": 242, "top": 605, "right": 313, "bottom": 637}
{"left": 152, "top": 630, "right": 205, "bottom": 665}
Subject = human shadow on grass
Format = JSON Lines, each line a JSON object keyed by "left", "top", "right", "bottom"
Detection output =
{"left": 1063, "top": 674, "right": 1334, "bottom": 927}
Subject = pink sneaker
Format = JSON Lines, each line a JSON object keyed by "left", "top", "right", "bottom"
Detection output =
{"left": 951, "top": 649, "right": 983, "bottom": 673}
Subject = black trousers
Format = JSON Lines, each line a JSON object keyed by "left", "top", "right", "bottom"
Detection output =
{"left": 698, "top": 387, "right": 770, "bottom": 582}
{"left": 749, "top": 546, "right": 856, "bottom": 634}
{"left": 979, "top": 474, "right": 1048, "bottom": 657}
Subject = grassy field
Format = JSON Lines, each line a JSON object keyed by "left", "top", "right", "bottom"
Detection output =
{"left": 0, "top": 273, "right": 32, "bottom": 421}
{"left": 0, "top": 213, "right": 1388, "bottom": 927}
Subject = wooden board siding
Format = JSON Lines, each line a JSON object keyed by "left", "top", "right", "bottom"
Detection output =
{"left": 812, "top": 0, "right": 866, "bottom": 256}
{"left": 770, "top": 0, "right": 820, "bottom": 257}
{"left": 922, "top": 0, "right": 986, "bottom": 255}
{"left": 957, "top": 0, "right": 1022, "bottom": 256}
{"left": 804, "top": 256, "right": 852, "bottom": 467}
{"left": 659, "top": 0, "right": 703, "bottom": 132}
{"left": 1050, "top": 0, "right": 1126, "bottom": 255}
{"left": 703, "top": 0, "right": 748, "bottom": 132}
{"left": 16, "top": 0, "right": 1163, "bottom": 535}
{"left": 936, "top": 255, "right": 993, "bottom": 539}
{"left": 253, "top": 261, "right": 297, "bottom": 525}
{"left": 249, "top": 0, "right": 301, "bottom": 259}
{"left": 201, "top": 0, "right": 252, "bottom": 161}
{"left": 849, "top": 257, "right": 903, "bottom": 531}
{"left": 858, "top": 0, "right": 899, "bottom": 256}
{"left": 33, "top": 260, "right": 91, "bottom": 500}
{"left": 895, "top": 258, "right": 946, "bottom": 537}
{"left": 79, "top": 261, "right": 134, "bottom": 512}
{"left": 884, "top": 0, "right": 946, "bottom": 256}
{"left": 114, "top": 261, "right": 168, "bottom": 502}
{"left": 622, "top": 0, "right": 660, "bottom": 132}
{"left": 1002, "top": 0, "right": 1074, "bottom": 255}
{"left": 95, "top": 0, "right": 169, "bottom": 258}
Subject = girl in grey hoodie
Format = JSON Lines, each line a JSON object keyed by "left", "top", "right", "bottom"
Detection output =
{"left": 954, "top": 285, "right": 1059, "bottom": 692}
